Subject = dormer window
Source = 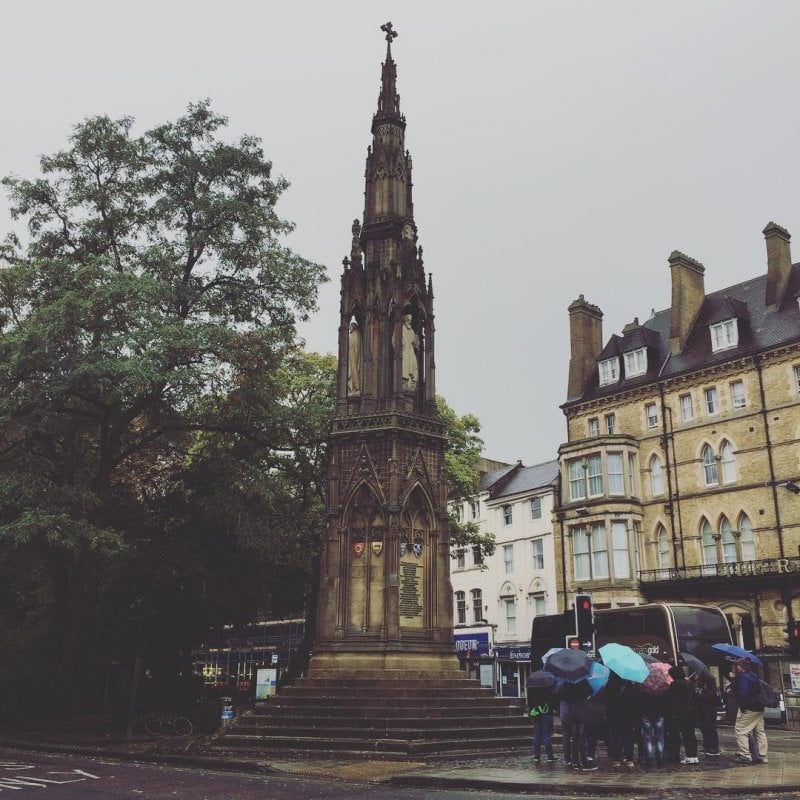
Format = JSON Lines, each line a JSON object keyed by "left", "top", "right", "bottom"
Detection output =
{"left": 599, "top": 357, "right": 619, "bottom": 386}
{"left": 710, "top": 318, "right": 738, "bottom": 352}
{"left": 624, "top": 347, "right": 647, "bottom": 378}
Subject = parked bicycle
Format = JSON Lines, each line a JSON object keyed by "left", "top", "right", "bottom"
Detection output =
{"left": 137, "top": 712, "right": 193, "bottom": 736}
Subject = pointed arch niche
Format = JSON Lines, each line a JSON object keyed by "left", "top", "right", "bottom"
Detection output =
{"left": 399, "top": 485, "right": 435, "bottom": 630}
{"left": 345, "top": 483, "right": 386, "bottom": 634}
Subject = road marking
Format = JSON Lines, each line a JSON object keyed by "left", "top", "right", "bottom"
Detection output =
{"left": 0, "top": 765, "right": 103, "bottom": 791}
{"left": 49, "top": 770, "right": 100, "bottom": 780}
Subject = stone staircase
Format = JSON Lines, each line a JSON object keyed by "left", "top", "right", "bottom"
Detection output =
{"left": 215, "top": 672, "right": 533, "bottom": 758}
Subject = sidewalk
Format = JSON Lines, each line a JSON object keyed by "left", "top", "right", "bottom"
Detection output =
{"left": 1, "top": 724, "right": 798, "bottom": 795}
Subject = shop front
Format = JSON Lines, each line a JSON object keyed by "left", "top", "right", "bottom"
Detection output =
{"left": 493, "top": 644, "right": 531, "bottom": 698}
{"left": 453, "top": 629, "right": 492, "bottom": 685}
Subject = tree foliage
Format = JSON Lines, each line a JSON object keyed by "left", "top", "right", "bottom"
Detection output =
{"left": 0, "top": 102, "right": 328, "bottom": 713}
{"left": 436, "top": 396, "right": 495, "bottom": 559}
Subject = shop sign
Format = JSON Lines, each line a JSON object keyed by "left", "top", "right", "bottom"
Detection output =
{"left": 790, "top": 663, "right": 800, "bottom": 692}
{"left": 453, "top": 632, "right": 490, "bottom": 656}
{"left": 494, "top": 646, "right": 531, "bottom": 661}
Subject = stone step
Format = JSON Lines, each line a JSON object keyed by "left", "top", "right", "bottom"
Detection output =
{"left": 297, "top": 677, "right": 480, "bottom": 689}
{"left": 281, "top": 685, "right": 499, "bottom": 697}
{"left": 235, "top": 715, "right": 530, "bottom": 733}
{"left": 230, "top": 723, "right": 530, "bottom": 740}
{"left": 215, "top": 676, "right": 536, "bottom": 758}
{"left": 257, "top": 692, "right": 522, "bottom": 713}
{"left": 253, "top": 704, "right": 522, "bottom": 719}
{"left": 218, "top": 732, "right": 532, "bottom": 756}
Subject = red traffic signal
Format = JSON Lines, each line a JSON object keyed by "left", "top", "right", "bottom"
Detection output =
{"left": 574, "top": 593, "right": 594, "bottom": 641}
{"left": 790, "top": 621, "right": 800, "bottom": 656}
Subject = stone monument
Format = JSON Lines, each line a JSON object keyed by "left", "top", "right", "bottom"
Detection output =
{"left": 218, "top": 25, "right": 531, "bottom": 756}
{"left": 309, "top": 20, "right": 457, "bottom": 678}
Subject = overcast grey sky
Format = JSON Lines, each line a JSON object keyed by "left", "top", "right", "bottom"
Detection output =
{"left": 4, "top": 1, "right": 800, "bottom": 464}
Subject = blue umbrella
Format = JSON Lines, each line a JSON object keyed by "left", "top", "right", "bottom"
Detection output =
{"left": 587, "top": 659, "right": 611, "bottom": 696}
{"left": 711, "top": 642, "right": 763, "bottom": 667}
{"left": 598, "top": 643, "right": 650, "bottom": 683}
{"left": 542, "top": 647, "right": 563, "bottom": 663}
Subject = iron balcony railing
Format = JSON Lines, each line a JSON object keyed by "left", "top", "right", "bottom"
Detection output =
{"left": 640, "top": 555, "right": 800, "bottom": 584}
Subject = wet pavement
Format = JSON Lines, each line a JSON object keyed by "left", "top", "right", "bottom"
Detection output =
{"left": 1, "top": 722, "right": 798, "bottom": 795}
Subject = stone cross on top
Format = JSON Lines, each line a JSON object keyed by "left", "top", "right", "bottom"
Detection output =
{"left": 380, "top": 21, "right": 398, "bottom": 45}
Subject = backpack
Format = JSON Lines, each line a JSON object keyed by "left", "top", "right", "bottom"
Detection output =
{"left": 755, "top": 680, "right": 780, "bottom": 709}
{"left": 529, "top": 702, "right": 550, "bottom": 718}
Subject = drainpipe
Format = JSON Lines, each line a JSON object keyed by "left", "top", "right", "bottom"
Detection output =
{"left": 754, "top": 354, "right": 785, "bottom": 559}
{"left": 658, "top": 386, "right": 686, "bottom": 569}
{"left": 556, "top": 473, "right": 569, "bottom": 614}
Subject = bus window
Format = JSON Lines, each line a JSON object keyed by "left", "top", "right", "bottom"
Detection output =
{"left": 670, "top": 605, "right": 733, "bottom": 665}
{"left": 595, "top": 605, "right": 674, "bottom": 662}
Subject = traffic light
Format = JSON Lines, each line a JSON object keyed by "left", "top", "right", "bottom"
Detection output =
{"left": 574, "top": 593, "right": 594, "bottom": 643}
{"left": 789, "top": 621, "right": 800, "bottom": 657}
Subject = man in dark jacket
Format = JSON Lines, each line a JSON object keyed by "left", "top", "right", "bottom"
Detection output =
{"left": 664, "top": 665, "right": 699, "bottom": 764}
{"left": 733, "top": 657, "right": 768, "bottom": 764}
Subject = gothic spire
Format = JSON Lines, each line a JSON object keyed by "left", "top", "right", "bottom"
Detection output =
{"left": 374, "top": 22, "right": 404, "bottom": 131}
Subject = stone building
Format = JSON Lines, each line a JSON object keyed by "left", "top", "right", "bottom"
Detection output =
{"left": 558, "top": 222, "right": 800, "bottom": 660}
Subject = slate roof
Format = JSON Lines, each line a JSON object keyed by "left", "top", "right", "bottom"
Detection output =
{"left": 486, "top": 459, "right": 559, "bottom": 501}
{"left": 570, "top": 262, "right": 800, "bottom": 406}
{"left": 478, "top": 463, "right": 518, "bottom": 493}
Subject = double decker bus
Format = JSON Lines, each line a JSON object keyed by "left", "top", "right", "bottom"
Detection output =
{"left": 530, "top": 603, "right": 733, "bottom": 671}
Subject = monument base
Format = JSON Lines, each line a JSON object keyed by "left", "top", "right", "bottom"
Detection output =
{"left": 215, "top": 668, "right": 532, "bottom": 758}
{"left": 306, "top": 648, "right": 462, "bottom": 678}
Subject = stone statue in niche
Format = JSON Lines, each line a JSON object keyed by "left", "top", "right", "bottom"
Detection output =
{"left": 400, "top": 314, "right": 419, "bottom": 389}
{"left": 348, "top": 320, "right": 362, "bottom": 394}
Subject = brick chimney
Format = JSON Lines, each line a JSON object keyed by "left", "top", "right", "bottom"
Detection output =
{"left": 668, "top": 251, "right": 705, "bottom": 354}
{"left": 764, "top": 222, "right": 792, "bottom": 311}
{"left": 567, "top": 295, "right": 603, "bottom": 400}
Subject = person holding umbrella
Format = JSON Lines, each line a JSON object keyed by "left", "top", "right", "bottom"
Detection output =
{"left": 732, "top": 657, "right": 768, "bottom": 765}
{"left": 664, "top": 665, "right": 699, "bottom": 764}
{"left": 544, "top": 648, "right": 595, "bottom": 770}
{"left": 692, "top": 669, "right": 721, "bottom": 756}
{"left": 526, "top": 671, "right": 558, "bottom": 763}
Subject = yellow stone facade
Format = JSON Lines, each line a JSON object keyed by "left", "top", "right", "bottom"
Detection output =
{"left": 558, "top": 226, "right": 800, "bottom": 658}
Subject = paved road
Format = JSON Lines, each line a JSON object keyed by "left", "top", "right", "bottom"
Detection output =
{"left": 2, "top": 749, "right": 800, "bottom": 800}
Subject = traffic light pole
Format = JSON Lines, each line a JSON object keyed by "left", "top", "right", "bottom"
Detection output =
{"left": 574, "top": 593, "right": 595, "bottom": 657}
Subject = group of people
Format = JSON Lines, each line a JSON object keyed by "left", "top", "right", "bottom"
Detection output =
{"left": 525, "top": 639, "right": 769, "bottom": 770}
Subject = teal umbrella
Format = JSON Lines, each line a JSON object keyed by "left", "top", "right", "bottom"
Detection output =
{"left": 587, "top": 659, "right": 611, "bottom": 695}
{"left": 598, "top": 643, "right": 649, "bottom": 683}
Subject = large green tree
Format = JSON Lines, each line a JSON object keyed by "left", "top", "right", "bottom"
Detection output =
{"left": 0, "top": 102, "right": 326, "bottom": 711}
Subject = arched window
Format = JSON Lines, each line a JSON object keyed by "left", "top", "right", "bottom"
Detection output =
{"left": 739, "top": 514, "right": 756, "bottom": 561}
{"left": 650, "top": 454, "right": 664, "bottom": 496}
{"left": 455, "top": 591, "right": 466, "bottom": 625}
{"left": 720, "top": 440, "right": 737, "bottom": 484}
{"left": 701, "top": 517, "right": 717, "bottom": 566}
{"left": 720, "top": 516, "right": 736, "bottom": 563}
{"left": 471, "top": 588, "right": 483, "bottom": 624}
{"left": 656, "top": 523, "right": 671, "bottom": 572}
{"left": 702, "top": 444, "right": 718, "bottom": 486}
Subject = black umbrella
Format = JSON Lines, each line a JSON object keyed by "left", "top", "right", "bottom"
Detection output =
{"left": 543, "top": 647, "right": 594, "bottom": 683}
{"left": 526, "top": 670, "right": 557, "bottom": 688}
{"left": 679, "top": 652, "right": 711, "bottom": 677}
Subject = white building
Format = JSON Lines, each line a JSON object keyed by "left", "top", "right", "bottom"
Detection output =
{"left": 450, "top": 459, "right": 559, "bottom": 697}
